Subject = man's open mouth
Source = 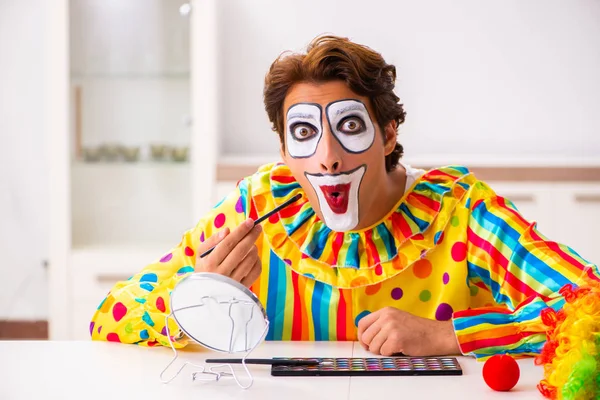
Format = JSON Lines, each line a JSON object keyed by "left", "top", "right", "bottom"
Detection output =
{"left": 320, "top": 183, "right": 351, "bottom": 214}
{"left": 304, "top": 164, "right": 366, "bottom": 220}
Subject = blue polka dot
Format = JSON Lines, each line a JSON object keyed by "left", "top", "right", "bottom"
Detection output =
{"left": 177, "top": 266, "right": 194, "bottom": 275}
{"left": 140, "top": 283, "right": 154, "bottom": 292}
{"left": 140, "top": 329, "right": 149, "bottom": 340}
{"left": 466, "top": 198, "right": 471, "bottom": 209}
{"left": 303, "top": 273, "right": 315, "bottom": 279}
{"left": 140, "top": 273, "right": 158, "bottom": 283}
{"left": 97, "top": 298, "right": 105, "bottom": 310}
{"left": 434, "top": 231, "right": 442, "bottom": 244}
{"left": 354, "top": 310, "right": 371, "bottom": 327}
{"left": 135, "top": 298, "right": 147, "bottom": 304}
{"left": 142, "top": 311, "right": 155, "bottom": 327}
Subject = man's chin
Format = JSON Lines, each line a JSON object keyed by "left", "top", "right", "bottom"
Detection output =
{"left": 319, "top": 208, "right": 359, "bottom": 232}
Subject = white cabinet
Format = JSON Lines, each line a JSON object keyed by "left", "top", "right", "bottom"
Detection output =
{"left": 46, "top": 0, "right": 219, "bottom": 340}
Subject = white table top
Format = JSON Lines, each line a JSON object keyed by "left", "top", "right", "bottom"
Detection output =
{"left": 0, "top": 340, "right": 544, "bottom": 400}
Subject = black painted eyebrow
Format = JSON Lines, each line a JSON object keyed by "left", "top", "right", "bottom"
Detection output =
{"left": 288, "top": 112, "right": 319, "bottom": 121}
{"left": 334, "top": 103, "right": 367, "bottom": 116}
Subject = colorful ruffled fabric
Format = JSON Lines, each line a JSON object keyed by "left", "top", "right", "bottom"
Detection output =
{"left": 90, "top": 162, "right": 599, "bottom": 361}
{"left": 536, "top": 281, "right": 600, "bottom": 400}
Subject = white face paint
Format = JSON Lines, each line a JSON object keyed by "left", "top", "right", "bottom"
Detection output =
{"left": 285, "top": 103, "right": 323, "bottom": 158}
{"left": 305, "top": 165, "right": 366, "bottom": 232}
{"left": 326, "top": 99, "right": 375, "bottom": 154}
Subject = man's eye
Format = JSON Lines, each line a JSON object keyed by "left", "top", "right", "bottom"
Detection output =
{"left": 338, "top": 117, "right": 365, "bottom": 134}
{"left": 291, "top": 123, "right": 317, "bottom": 141}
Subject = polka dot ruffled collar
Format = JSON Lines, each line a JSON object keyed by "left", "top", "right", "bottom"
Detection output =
{"left": 246, "top": 163, "right": 473, "bottom": 288}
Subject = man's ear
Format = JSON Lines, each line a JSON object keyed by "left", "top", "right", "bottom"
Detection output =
{"left": 383, "top": 120, "right": 398, "bottom": 156}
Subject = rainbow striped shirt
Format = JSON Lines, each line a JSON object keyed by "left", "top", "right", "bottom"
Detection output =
{"left": 90, "top": 163, "right": 598, "bottom": 359}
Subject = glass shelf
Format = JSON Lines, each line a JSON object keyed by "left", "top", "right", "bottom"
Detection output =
{"left": 69, "top": 0, "right": 192, "bottom": 249}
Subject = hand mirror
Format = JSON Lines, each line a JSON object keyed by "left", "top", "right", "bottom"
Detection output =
{"left": 169, "top": 272, "right": 269, "bottom": 353}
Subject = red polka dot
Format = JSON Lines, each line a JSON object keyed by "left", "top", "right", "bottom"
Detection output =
{"left": 107, "top": 332, "right": 121, "bottom": 342}
{"left": 214, "top": 213, "right": 226, "bottom": 228}
{"left": 365, "top": 282, "right": 381, "bottom": 296}
{"left": 374, "top": 265, "right": 383, "bottom": 276}
{"left": 147, "top": 340, "right": 158, "bottom": 347}
{"left": 451, "top": 242, "right": 467, "bottom": 262}
{"left": 184, "top": 246, "right": 194, "bottom": 257}
{"left": 156, "top": 297, "right": 166, "bottom": 313}
{"left": 412, "top": 233, "right": 425, "bottom": 241}
{"left": 413, "top": 259, "right": 432, "bottom": 279}
{"left": 268, "top": 212, "right": 280, "bottom": 224}
{"left": 112, "top": 302, "right": 127, "bottom": 322}
{"left": 452, "top": 186, "right": 464, "bottom": 198}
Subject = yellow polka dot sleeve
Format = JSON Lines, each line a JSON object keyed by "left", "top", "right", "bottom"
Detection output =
{"left": 89, "top": 183, "right": 249, "bottom": 347}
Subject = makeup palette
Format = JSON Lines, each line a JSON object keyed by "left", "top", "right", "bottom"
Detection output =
{"left": 271, "top": 357, "right": 462, "bottom": 377}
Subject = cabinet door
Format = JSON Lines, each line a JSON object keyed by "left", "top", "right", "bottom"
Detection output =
{"left": 67, "top": 0, "right": 197, "bottom": 340}
{"left": 560, "top": 185, "right": 600, "bottom": 266}
{"left": 486, "top": 182, "right": 554, "bottom": 233}
{"left": 69, "top": 0, "right": 193, "bottom": 250}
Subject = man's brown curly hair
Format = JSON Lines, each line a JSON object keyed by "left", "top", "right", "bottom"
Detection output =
{"left": 263, "top": 35, "right": 406, "bottom": 172}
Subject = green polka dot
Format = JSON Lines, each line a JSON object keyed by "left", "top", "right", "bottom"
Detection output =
{"left": 470, "top": 285, "right": 479, "bottom": 296}
{"left": 450, "top": 216, "right": 460, "bottom": 227}
{"left": 125, "top": 322, "right": 133, "bottom": 334}
{"left": 419, "top": 290, "right": 431, "bottom": 302}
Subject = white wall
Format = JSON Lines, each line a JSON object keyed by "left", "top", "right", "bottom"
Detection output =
{"left": 217, "top": 0, "right": 600, "bottom": 161}
{"left": 0, "top": 0, "right": 48, "bottom": 320}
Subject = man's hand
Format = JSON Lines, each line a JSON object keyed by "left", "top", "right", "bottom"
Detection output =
{"left": 195, "top": 218, "right": 262, "bottom": 288}
{"left": 357, "top": 307, "right": 460, "bottom": 357}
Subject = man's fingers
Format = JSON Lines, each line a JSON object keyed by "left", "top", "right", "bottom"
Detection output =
{"left": 195, "top": 228, "right": 230, "bottom": 271}
{"left": 241, "top": 258, "right": 262, "bottom": 288}
{"left": 209, "top": 218, "right": 256, "bottom": 264}
{"left": 229, "top": 246, "right": 258, "bottom": 282}
{"left": 357, "top": 309, "right": 380, "bottom": 341}
{"left": 200, "top": 228, "right": 229, "bottom": 251}
{"left": 368, "top": 330, "right": 387, "bottom": 355}
{"left": 218, "top": 224, "right": 262, "bottom": 275}
{"left": 380, "top": 339, "right": 402, "bottom": 357}
{"left": 359, "top": 322, "right": 382, "bottom": 348}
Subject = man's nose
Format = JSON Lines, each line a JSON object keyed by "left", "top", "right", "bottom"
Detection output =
{"left": 315, "top": 130, "right": 343, "bottom": 174}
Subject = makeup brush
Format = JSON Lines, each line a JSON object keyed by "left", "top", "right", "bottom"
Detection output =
{"left": 199, "top": 193, "right": 302, "bottom": 258}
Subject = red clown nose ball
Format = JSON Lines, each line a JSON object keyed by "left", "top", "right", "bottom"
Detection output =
{"left": 482, "top": 354, "right": 520, "bottom": 391}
